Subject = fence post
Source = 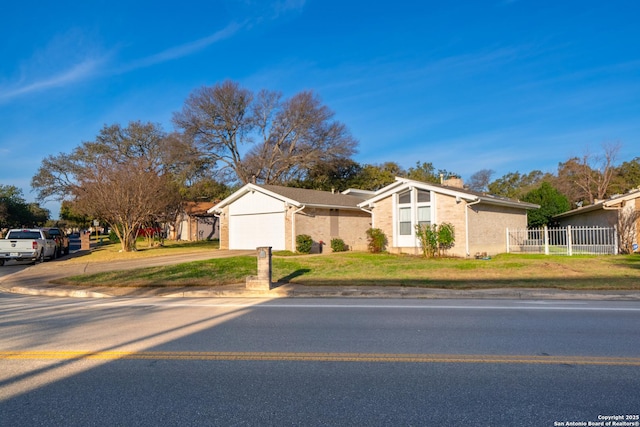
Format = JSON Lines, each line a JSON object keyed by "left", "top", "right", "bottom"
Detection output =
{"left": 567, "top": 225, "right": 572, "bottom": 256}
{"left": 614, "top": 228, "right": 619, "bottom": 255}
{"left": 506, "top": 228, "right": 510, "bottom": 253}
{"left": 544, "top": 225, "right": 549, "bottom": 255}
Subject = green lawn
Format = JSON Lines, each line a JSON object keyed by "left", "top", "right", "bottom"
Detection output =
{"left": 56, "top": 251, "right": 640, "bottom": 290}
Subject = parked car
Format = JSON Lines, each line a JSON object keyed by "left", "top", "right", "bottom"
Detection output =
{"left": 41, "top": 227, "right": 70, "bottom": 257}
{"left": 0, "top": 228, "right": 57, "bottom": 265}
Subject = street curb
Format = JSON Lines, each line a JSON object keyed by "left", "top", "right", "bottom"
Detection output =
{"left": 3, "top": 282, "right": 640, "bottom": 300}
{"left": 2, "top": 285, "right": 112, "bottom": 298}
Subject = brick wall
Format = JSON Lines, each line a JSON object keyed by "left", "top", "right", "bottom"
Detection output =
{"left": 372, "top": 196, "right": 394, "bottom": 250}
{"left": 372, "top": 192, "right": 530, "bottom": 257}
{"left": 555, "top": 209, "right": 618, "bottom": 228}
{"left": 295, "top": 208, "right": 371, "bottom": 252}
{"left": 218, "top": 206, "right": 229, "bottom": 249}
{"left": 434, "top": 193, "right": 467, "bottom": 257}
{"left": 467, "top": 204, "right": 527, "bottom": 255}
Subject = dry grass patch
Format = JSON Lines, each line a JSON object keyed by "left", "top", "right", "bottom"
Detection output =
{"left": 64, "top": 239, "right": 220, "bottom": 264}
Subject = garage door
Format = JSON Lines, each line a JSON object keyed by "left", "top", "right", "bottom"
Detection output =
{"left": 229, "top": 212, "right": 286, "bottom": 250}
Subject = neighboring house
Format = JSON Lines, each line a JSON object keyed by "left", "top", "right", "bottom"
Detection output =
{"left": 172, "top": 201, "right": 219, "bottom": 241}
{"left": 553, "top": 189, "right": 640, "bottom": 253}
{"left": 209, "top": 184, "right": 373, "bottom": 252}
{"left": 358, "top": 177, "right": 539, "bottom": 257}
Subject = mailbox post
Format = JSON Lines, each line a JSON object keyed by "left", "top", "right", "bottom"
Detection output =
{"left": 246, "top": 246, "right": 273, "bottom": 290}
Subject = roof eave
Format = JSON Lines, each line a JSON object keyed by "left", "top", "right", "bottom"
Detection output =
{"left": 208, "top": 183, "right": 303, "bottom": 213}
{"left": 360, "top": 178, "right": 477, "bottom": 207}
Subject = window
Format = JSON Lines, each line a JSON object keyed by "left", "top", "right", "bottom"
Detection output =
{"left": 418, "top": 206, "right": 431, "bottom": 227}
{"left": 399, "top": 207, "right": 412, "bottom": 235}
{"left": 417, "top": 189, "right": 430, "bottom": 203}
{"left": 397, "top": 188, "right": 433, "bottom": 241}
{"left": 398, "top": 191, "right": 411, "bottom": 204}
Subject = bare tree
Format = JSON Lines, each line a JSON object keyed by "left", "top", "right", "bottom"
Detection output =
{"left": 173, "top": 80, "right": 357, "bottom": 185}
{"left": 468, "top": 169, "right": 494, "bottom": 192}
{"left": 556, "top": 142, "right": 621, "bottom": 205}
{"left": 31, "top": 121, "right": 183, "bottom": 252}
{"left": 617, "top": 207, "right": 640, "bottom": 254}
{"left": 73, "top": 157, "right": 180, "bottom": 251}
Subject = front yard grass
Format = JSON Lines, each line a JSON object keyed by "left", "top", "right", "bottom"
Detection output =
{"left": 55, "top": 252, "right": 640, "bottom": 290}
{"left": 66, "top": 238, "right": 220, "bottom": 263}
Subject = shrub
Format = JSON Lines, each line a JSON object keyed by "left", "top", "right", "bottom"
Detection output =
{"left": 415, "top": 222, "right": 455, "bottom": 258}
{"left": 415, "top": 224, "right": 438, "bottom": 258}
{"left": 437, "top": 222, "right": 455, "bottom": 255}
{"left": 108, "top": 230, "right": 120, "bottom": 243}
{"left": 366, "top": 228, "right": 387, "bottom": 253}
{"left": 330, "top": 238, "right": 347, "bottom": 252}
{"left": 296, "top": 234, "right": 313, "bottom": 254}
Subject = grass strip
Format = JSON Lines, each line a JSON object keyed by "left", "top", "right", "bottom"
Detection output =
{"left": 54, "top": 252, "right": 640, "bottom": 290}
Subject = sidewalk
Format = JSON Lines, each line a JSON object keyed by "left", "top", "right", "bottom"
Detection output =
{"left": 1, "top": 250, "right": 639, "bottom": 301}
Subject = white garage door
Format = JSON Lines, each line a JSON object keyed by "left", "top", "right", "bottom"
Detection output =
{"left": 229, "top": 212, "right": 286, "bottom": 250}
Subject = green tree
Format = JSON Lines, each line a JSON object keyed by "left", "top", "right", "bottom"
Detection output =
{"left": 488, "top": 170, "right": 545, "bottom": 199}
{"left": 0, "top": 185, "right": 49, "bottom": 228}
{"left": 60, "top": 200, "right": 91, "bottom": 229}
{"left": 404, "top": 161, "right": 457, "bottom": 184}
{"left": 610, "top": 157, "right": 640, "bottom": 194}
{"left": 522, "top": 182, "right": 570, "bottom": 227}
{"left": 349, "top": 162, "right": 402, "bottom": 191}
{"left": 290, "top": 158, "right": 363, "bottom": 192}
{"left": 27, "top": 203, "right": 49, "bottom": 227}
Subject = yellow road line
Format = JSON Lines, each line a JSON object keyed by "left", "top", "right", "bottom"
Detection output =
{"left": 1, "top": 351, "right": 639, "bottom": 366}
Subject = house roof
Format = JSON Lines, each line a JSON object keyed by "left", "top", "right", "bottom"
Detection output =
{"left": 183, "top": 201, "right": 216, "bottom": 216}
{"left": 358, "top": 177, "right": 540, "bottom": 210}
{"left": 208, "top": 183, "right": 366, "bottom": 213}
{"left": 553, "top": 189, "right": 640, "bottom": 219}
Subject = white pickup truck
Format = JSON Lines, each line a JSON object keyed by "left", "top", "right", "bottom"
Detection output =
{"left": 0, "top": 228, "right": 58, "bottom": 266}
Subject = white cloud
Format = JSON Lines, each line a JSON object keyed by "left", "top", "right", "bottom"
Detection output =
{"left": 118, "top": 21, "right": 245, "bottom": 73}
{"left": 0, "top": 58, "right": 104, "bottom": 101}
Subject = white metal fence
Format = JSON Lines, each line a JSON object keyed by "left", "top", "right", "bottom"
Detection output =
{"left": 506, "top": 226, "right": 618, "bottom": 256}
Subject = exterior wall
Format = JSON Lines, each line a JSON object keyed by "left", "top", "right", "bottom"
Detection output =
{"left": 554, "top": 198, "right": 640, "bottom": 253}
{"left": 175, "top": 214, "right": 218, "bottom": 241}
{"left": 284, "top": 206, "right": 294, "bottom": 252}
{"left": 219, "top": 198, "right": 371, "bottom": 253}
{"left": 294, "top": 207, "right": 371, "bottom": 252}
{"left": 373, "top": 192, "right": 470, "bottom": 257}
{"left": 636, "top": 199, "right": 640, "bottom": 251}
{"left": 467, "top": 204, "right": 528, "bottom": 256}
{"left": 373, "top": 191, "right": 530, "bottom": 257}
{"left": 371, "top": 196, "right": 394, "bottom": 253}
{"left": 434, "top": 193, "right": 467, "bottom": 257}
{"left": 554, "top": 209, "right": 618, "bottom": 228}
{"left": 218, "top": 206, "right": 230, "bottom": 249}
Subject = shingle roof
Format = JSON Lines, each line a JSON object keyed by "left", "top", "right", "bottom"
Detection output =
{"left": 183, "top": 201, "right": 216, "bottom": 215}
{"left": 259, "top": 184, "right": 366, "bottom": 208}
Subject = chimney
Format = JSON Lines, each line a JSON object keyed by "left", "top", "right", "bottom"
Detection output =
{"left": 443, "top": 177, "right": 464, "bottom": 188}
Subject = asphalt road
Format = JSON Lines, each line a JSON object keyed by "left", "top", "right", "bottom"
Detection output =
{"left": 1, "top": 295, "right": 639, "bottom": 426}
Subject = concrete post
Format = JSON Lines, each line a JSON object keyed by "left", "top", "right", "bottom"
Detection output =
{"left": 81, "top": 232, "right": 91, "bottom": 251}
{"left": 246, "top": 247, "right": 273, "bottom": 290}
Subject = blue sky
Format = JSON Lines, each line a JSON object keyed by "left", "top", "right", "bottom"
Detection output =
{"left": 1, "top": 1, "right": 639, "bottom": 218}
